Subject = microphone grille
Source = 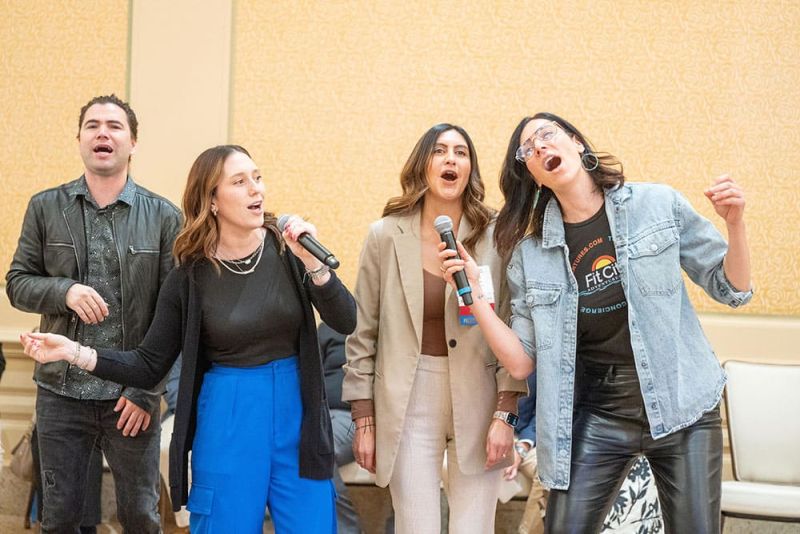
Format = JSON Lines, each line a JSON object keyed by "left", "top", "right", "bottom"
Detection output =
{"left": 277, "top": 214, "right": 291, "bottom": 231}
{"left": 433, "top": 215, "right": 453, "bottom": 234}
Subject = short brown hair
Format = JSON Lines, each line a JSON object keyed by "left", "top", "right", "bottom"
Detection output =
{"left": 77, "top": 94, "right": 138, "bottom": 141}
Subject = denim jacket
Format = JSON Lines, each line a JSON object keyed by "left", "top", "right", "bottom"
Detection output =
{"left": 507, "top": 182, "right": 752, "bottom": 490}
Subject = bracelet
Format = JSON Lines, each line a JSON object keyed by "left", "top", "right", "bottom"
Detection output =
{"left": 74, "top": 346, "right": 95, "bottom": 371}
{"left": 70, "top": 341, "right": 80, "bottom": 365}
{"left": 306, "top": 264, "right": 330, "bottom": 282}
{"left": 76, "top": 345, "right": 87, "bottom": 369}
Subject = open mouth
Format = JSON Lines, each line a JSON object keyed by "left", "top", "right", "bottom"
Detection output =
{"left": 543, "top": 155, "right": 561, "bottom": 172}
{"left": 441, "top": 170, "right": 458, "bottom": 182}
{"left": 93, "top": 144, "right": 113, "bottom": 154}
{"left": 247, "top": 201, "right": 263, "bottom": 212}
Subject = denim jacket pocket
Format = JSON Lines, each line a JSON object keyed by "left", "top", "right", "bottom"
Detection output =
{"left": 525, "top": 284, "right": 562, "bottom": 351}
{"left": 628, "top": 224, "right": 681, "bottom": 296}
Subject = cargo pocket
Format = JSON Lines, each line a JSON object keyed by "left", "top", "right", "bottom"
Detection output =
{"left": 187, "top": 484, "right": 214, "bottom": 517}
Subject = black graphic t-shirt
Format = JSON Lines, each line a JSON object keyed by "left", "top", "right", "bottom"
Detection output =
{"left": 564, "top": 204, "right": 634, "bottom": 365}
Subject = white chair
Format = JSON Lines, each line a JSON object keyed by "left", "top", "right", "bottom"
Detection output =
{"left": 721, "top": 360, "right": 800, "bottom": 528}
{"left": 338, "top": 460, "right": 377, "bottom": 485}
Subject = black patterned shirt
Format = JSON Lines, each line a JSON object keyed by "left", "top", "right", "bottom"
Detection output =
{"left": 61, "top": 177, "right": 136, "bottom": 400}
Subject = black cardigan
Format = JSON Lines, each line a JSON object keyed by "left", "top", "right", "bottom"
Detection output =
{"left": 92, "top": 250, "right": 356, "bottom": 511}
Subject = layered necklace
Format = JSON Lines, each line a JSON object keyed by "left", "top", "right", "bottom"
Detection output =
{"left": 215, "top": 231, "right": 266, "bottom": 276}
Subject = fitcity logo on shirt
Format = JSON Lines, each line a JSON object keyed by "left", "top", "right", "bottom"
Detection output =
{"left": 583, "top": 254, "right": 622, "bottom": 295}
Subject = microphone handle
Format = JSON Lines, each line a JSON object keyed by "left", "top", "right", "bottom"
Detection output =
{"left": 440, "top": 230, "right": 473, "bottom": 306}
{"left": 298, "top": 234, "right": 340, "bottom": 269}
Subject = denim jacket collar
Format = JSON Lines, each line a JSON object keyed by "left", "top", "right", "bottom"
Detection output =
{"left": 540, "top": 184, "right": 630, "bottom": 249}
{"left": 540, "top": 198, "right": 565, "bottom": 249}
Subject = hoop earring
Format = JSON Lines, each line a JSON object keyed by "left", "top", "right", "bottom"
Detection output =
{"left": 581, "top": 152, "right": 599, "bottom": 172}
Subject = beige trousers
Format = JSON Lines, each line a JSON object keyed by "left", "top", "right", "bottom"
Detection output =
{"left": 389, "top": 354, "right": 501, "bottom": 534}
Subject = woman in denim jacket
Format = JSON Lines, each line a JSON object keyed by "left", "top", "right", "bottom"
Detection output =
{"left": 440, "top": 112, "right": 752, "bottom": 533}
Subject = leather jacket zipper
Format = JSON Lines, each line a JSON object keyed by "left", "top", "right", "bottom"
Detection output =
{"left": 111, "top": 212, "right": 126, "bottom": 349}
{"left": 62, "top": 211, "right": 82, "bottom": 385}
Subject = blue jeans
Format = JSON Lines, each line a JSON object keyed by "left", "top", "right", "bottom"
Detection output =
{"left": 330, "top": 409, "right": 363, "bottom": 534}
{"left": 331, "top": 409, "right": 394, "bottom": 534}
{"left": 35, "top": 386, "right": 161, "bottom": 534}
{"left": 188, "top": 357, "right": 336, "bottom": 534}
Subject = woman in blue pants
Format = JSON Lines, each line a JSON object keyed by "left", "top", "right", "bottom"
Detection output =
{"left": 22, "top": 145, "right": 357, "bottom": 533}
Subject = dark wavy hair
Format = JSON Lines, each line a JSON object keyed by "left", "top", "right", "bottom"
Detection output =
{"left": 382, "top": 123, "right": 493, "bottom": 253}
{"left": 77, "top": 94, "right": 138, "bottom": 141}
{"left": 173, "top": 145, "right": 281, "bottom": 269}
{"left": 494, "top": 112, "right": 625, "bottom": 259}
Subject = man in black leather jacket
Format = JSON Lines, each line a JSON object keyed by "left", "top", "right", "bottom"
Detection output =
{"left": 6, "top": 94, "right": 181, "bottom": 534}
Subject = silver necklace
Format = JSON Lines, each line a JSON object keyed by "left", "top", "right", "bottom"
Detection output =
{"left": 215, "top": 235, "right": 266, "bottom": 276}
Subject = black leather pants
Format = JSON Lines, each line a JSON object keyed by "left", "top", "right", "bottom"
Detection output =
{"left": 545, "top": 362, "right": 723, "bottom": 534}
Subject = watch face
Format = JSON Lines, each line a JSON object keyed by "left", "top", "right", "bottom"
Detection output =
{"left": 508, "top": 413, "right": 519, "bottom": 427}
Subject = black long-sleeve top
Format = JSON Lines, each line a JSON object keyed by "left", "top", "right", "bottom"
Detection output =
{"left": 91, "top": 246, "right": 357, "bottom": 511}
{"left": 197, "top": 239, "right": 303, "bottom": 366}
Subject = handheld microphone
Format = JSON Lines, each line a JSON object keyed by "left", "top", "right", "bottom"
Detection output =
{"left": 433, "top": 215, "right": 472, "bottom": 306}
{"left": 277, "top": 214, "right": 340, "bottom": 269}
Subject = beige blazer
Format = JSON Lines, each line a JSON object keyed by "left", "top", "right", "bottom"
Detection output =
{"left": 343, "top": 211, "right": 527, "bottom": 487}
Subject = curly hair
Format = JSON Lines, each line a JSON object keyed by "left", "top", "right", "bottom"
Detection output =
{"left": 77, "top": 94, "right": 138, "bottom": 141}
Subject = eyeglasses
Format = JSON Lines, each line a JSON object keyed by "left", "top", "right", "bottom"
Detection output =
{"left": 515, "top": 122, "right": 562, "bottom": 163}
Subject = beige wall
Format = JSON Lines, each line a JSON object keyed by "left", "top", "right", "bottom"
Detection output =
{"left": 1, "top": 1, "right": 799, "bottom": 321}
{"left": 0, "top": 0, "right": 798, "bottom": 480}
{"left": 232, "top": 0, "right": 800, "bottom": 316}
{"left": 128, "top": 0, "right": 232, "bottom": 203}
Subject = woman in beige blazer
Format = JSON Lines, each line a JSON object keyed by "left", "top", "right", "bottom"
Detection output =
{"left": 343, "top": 123, "right": 527, "bottom": 534}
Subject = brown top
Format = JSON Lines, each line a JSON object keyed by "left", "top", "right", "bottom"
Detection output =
{"left": 421, "top": 269, "right": 448, "bottom": 357}
{"left": 350, "top": 268, "right": 524, "bottom": 421}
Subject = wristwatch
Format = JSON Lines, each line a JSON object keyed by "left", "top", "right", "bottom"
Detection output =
{"left": 493, "top": 410, "right": 519, "bottom": 428}
{"left": 515, "top": 442, "right": 530, "bottom": 459}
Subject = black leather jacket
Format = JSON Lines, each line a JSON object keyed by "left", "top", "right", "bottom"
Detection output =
{"left": 6, "top": 176, "right": 182, "bottom": 411}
